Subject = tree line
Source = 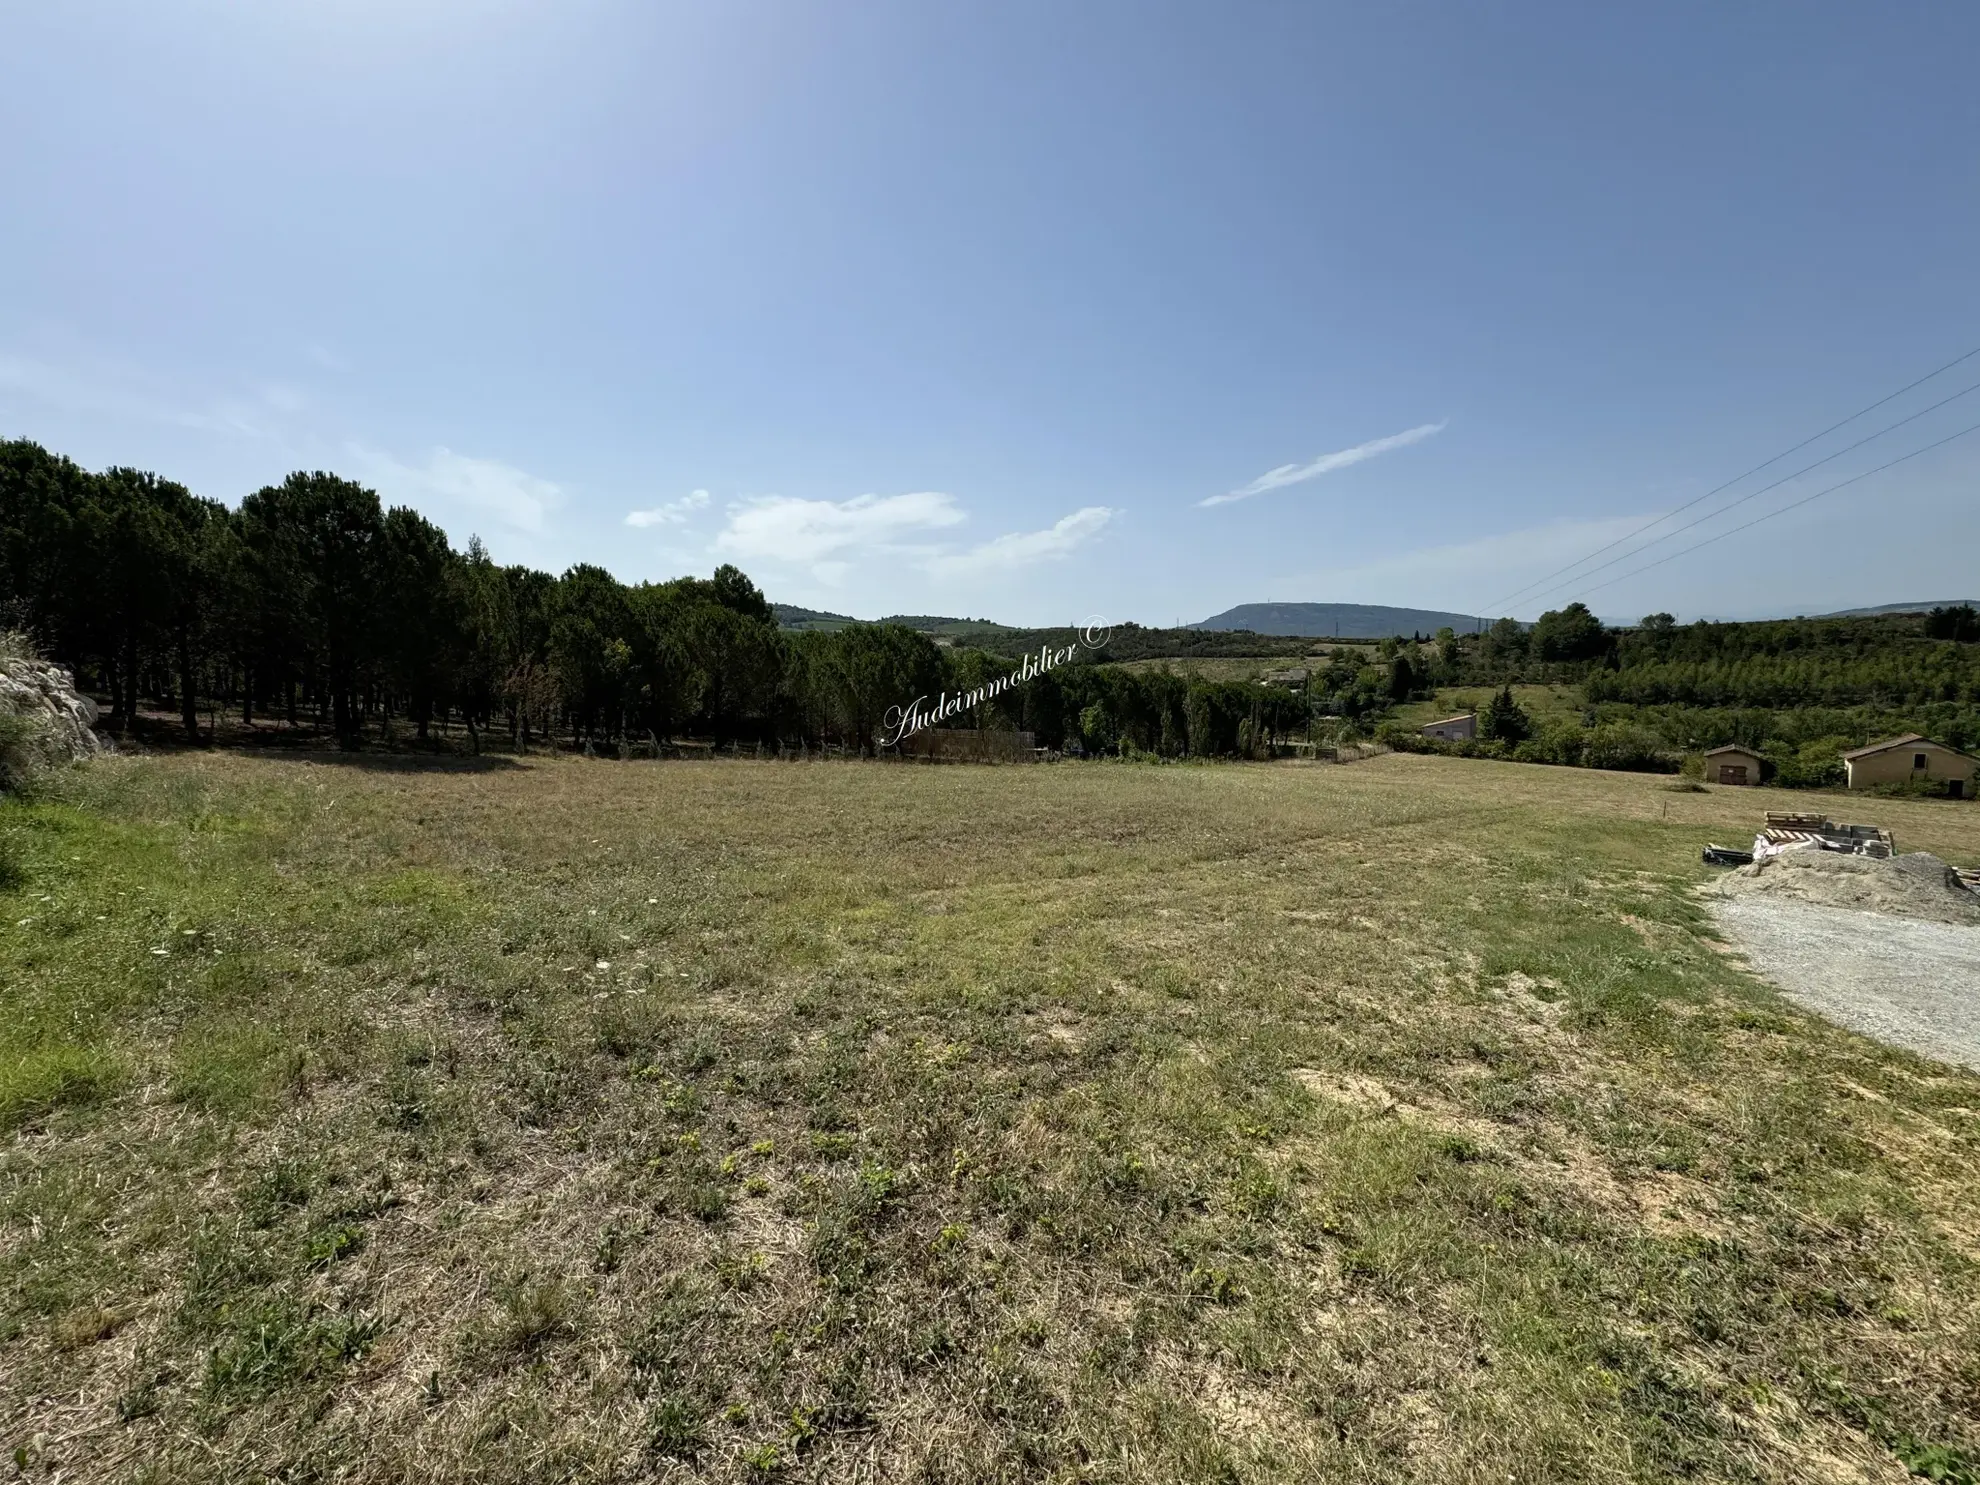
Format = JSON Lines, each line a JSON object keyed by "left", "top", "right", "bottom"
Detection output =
{"left": 0, "top": 440, "right": 965, "bottom": 753}
{"left": 1450, "top": 603, "right": 1980, "bottom": 705}
{"left": 1389, "top": 603, "right": 1980, "bottom": 782}
{"left": 13, "top": 436, "right": 1966, "bottom": 766}
{"left": 0, "top": 439, "right": 1333, "bottom": 759}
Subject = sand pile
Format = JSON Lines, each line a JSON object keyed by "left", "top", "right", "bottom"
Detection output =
{"left": 1712, "top": 848, "right": 1980, "bottom": 925}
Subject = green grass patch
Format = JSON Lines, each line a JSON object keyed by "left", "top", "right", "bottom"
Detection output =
{"left": 1, "top": 753, "right": 1977, "bottom": 1481}
{"left": 170, "top": 1019, "right": 293, "bottom": 1116}
{"left": 0, "top": 1042, "right": 120, "bottom": 1131}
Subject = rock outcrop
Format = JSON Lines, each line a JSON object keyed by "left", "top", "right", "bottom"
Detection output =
{"left": 0, "top": 642, "right": 108, "bottom": 783}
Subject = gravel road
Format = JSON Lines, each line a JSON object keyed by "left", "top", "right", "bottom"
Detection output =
{"left": 1713, "top": 898, "right": 1980, "bottom": 1071}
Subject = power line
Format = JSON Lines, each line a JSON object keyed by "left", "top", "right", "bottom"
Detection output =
{"left": 1507, "top": 372, "right": 1980, "bottom": 612}
{"left": 1483, "top": 339, "right": 1980, "bottom": 613}
{"left": 1564, "top": 416, "right": 1980, "bottom": 603}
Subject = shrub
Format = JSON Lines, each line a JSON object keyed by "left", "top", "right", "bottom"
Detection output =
{"left": 1766, "top": 738, "right": 1847, "bottom": 789}
{"left": 1527, "top": 720, "right": 1590, "bottom": 767}
{"left": 1373, "top": 720, "right": 1434, "bottom": 752}
{"left": 1863, "top": 776, "right": 1971, "bottom": 801}
{"left": 1581, "top": 723, "right": 1675, "bottom": 773}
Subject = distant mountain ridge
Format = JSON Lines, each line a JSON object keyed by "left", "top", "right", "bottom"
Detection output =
{"left": 771, "top": 605, "right": 1024, "bottom": 637}
{"left": 770, "top": 603, "right": 857, "bottom": 632}
{"left": 1815, "top": 599, "right": 1980, "bottom": 618}
{"left": 1191, "top": 602, "right": 1490, "bottom": 639}
{"left": 877, "top": 614, "right": 1023, "bottom": 638}
{"left": 780, "top": 598, "right": 1978, "bottom": 641}
{"left": 780, "top": 600, "right": 1495, "bottom": 643}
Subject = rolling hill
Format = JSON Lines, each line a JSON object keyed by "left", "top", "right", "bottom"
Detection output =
{"left": 1816, "top": 599, "right": 1980, "bottom": 618}
{"left": 770, "top": 603, "right": 858, "bottom": 632}
{"left": 1191, "top": 601, "right": 1491, "bottom": 638}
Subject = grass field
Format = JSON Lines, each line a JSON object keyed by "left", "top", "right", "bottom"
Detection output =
{"left": 1391, "top": 684, "right": 1588, "bottom": 729}
{"left": 4, "top": 752, "right": 1979, "bottom": 1482}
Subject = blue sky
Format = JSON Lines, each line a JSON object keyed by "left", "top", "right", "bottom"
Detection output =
{"left": 4, "top": 1, "right": 1978, "bottom": 625}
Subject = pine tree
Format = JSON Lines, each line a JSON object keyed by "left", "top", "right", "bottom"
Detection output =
{"left": 1479, "top": 684, "right": 1532, "bottom": 743}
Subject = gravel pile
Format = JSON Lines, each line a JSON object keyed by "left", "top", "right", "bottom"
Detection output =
{"left": 1713, "top": 897, "right": 1980, "bottom": 1072}
{"left": 1710, "top": 849, "right": 1980, "bottom": 926}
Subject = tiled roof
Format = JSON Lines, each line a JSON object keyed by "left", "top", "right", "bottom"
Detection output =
{"left": 1837, "top": 733, "right": 1972, "bottom": 762}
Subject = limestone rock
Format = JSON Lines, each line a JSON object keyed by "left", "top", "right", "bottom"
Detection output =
{"left": 0, "top": 643, "right": 109, "bottom": 783}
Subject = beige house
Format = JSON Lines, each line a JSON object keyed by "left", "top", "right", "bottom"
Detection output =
{"left": 1840, "top": 734, "right": 1975, "bottom": 797}
{"left": 1702, "top": 743, "right": 1764, "bottom": 785}
{"left": 1420, "top": 711, "right": 1477, "bottom": 742}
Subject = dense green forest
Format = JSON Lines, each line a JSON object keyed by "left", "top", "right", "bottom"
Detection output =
{"left": 5, "top": 438, "right": 1975, "bottom": 777}
{"left": 0, "top": 441, "right": 1305, "bottom": 758}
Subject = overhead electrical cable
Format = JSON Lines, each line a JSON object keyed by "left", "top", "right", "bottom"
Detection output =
{"left": 1483, "top": 340, "right": 1980, "bottom": 613}
{"left": 1563, "top": 417, "right": 1980, "bottom": 603}
{"left": 1505, "top": 373, "right": 1980, "bottom": 612}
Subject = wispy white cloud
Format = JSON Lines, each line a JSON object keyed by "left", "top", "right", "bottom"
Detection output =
{"left": 1203, "top": 421, "right": 1447, "bottom": 508}
{"left": 625, "top": 488, "right": 710, "bottom": 528}
{"left": 925, "top": 506, "right": 1117, "bottom": 577}
{"left": 714, "top": 490, "right": 965, "bottom": 566}
{"left": 709, "top": 489, "right": 1116, "bottom": 589}
{"left": 353, "top": 444, "right": 564, "bottom": 534}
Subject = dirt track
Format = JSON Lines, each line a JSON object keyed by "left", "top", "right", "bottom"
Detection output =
{"left": 1714, "top": 896, "right": 1980, "bottom": 1072}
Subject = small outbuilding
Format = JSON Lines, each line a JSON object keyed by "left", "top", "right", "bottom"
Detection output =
{"left": 1703, "top": 744, "right": 1764, "bottom": 785}
{"left": 1419, "top": 711, "right": 1477, "bottom": 742}
{"left": 1840, "top": 734, "right": 1975, "bottom": 797}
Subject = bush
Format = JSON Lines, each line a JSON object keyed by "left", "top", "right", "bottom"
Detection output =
{"left": 1765, "top": 738, "right": 1847, "bottom": 789}
{"left": 1528, "top": 720, "right": 1589, "bottom": 767}
{"left": 1581, "top": 723, "right": 1675, "bottom": 773}
{"left": 1862, "top": 776, "right": 1972, "bottom": 801}
{"left": 1373, "top": 721, "right": 1435, "bottom": 752}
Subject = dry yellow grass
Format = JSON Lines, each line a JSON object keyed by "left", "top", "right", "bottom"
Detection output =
{"left": 2, "top": 750, "right": 1977, "bottom": 1482}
